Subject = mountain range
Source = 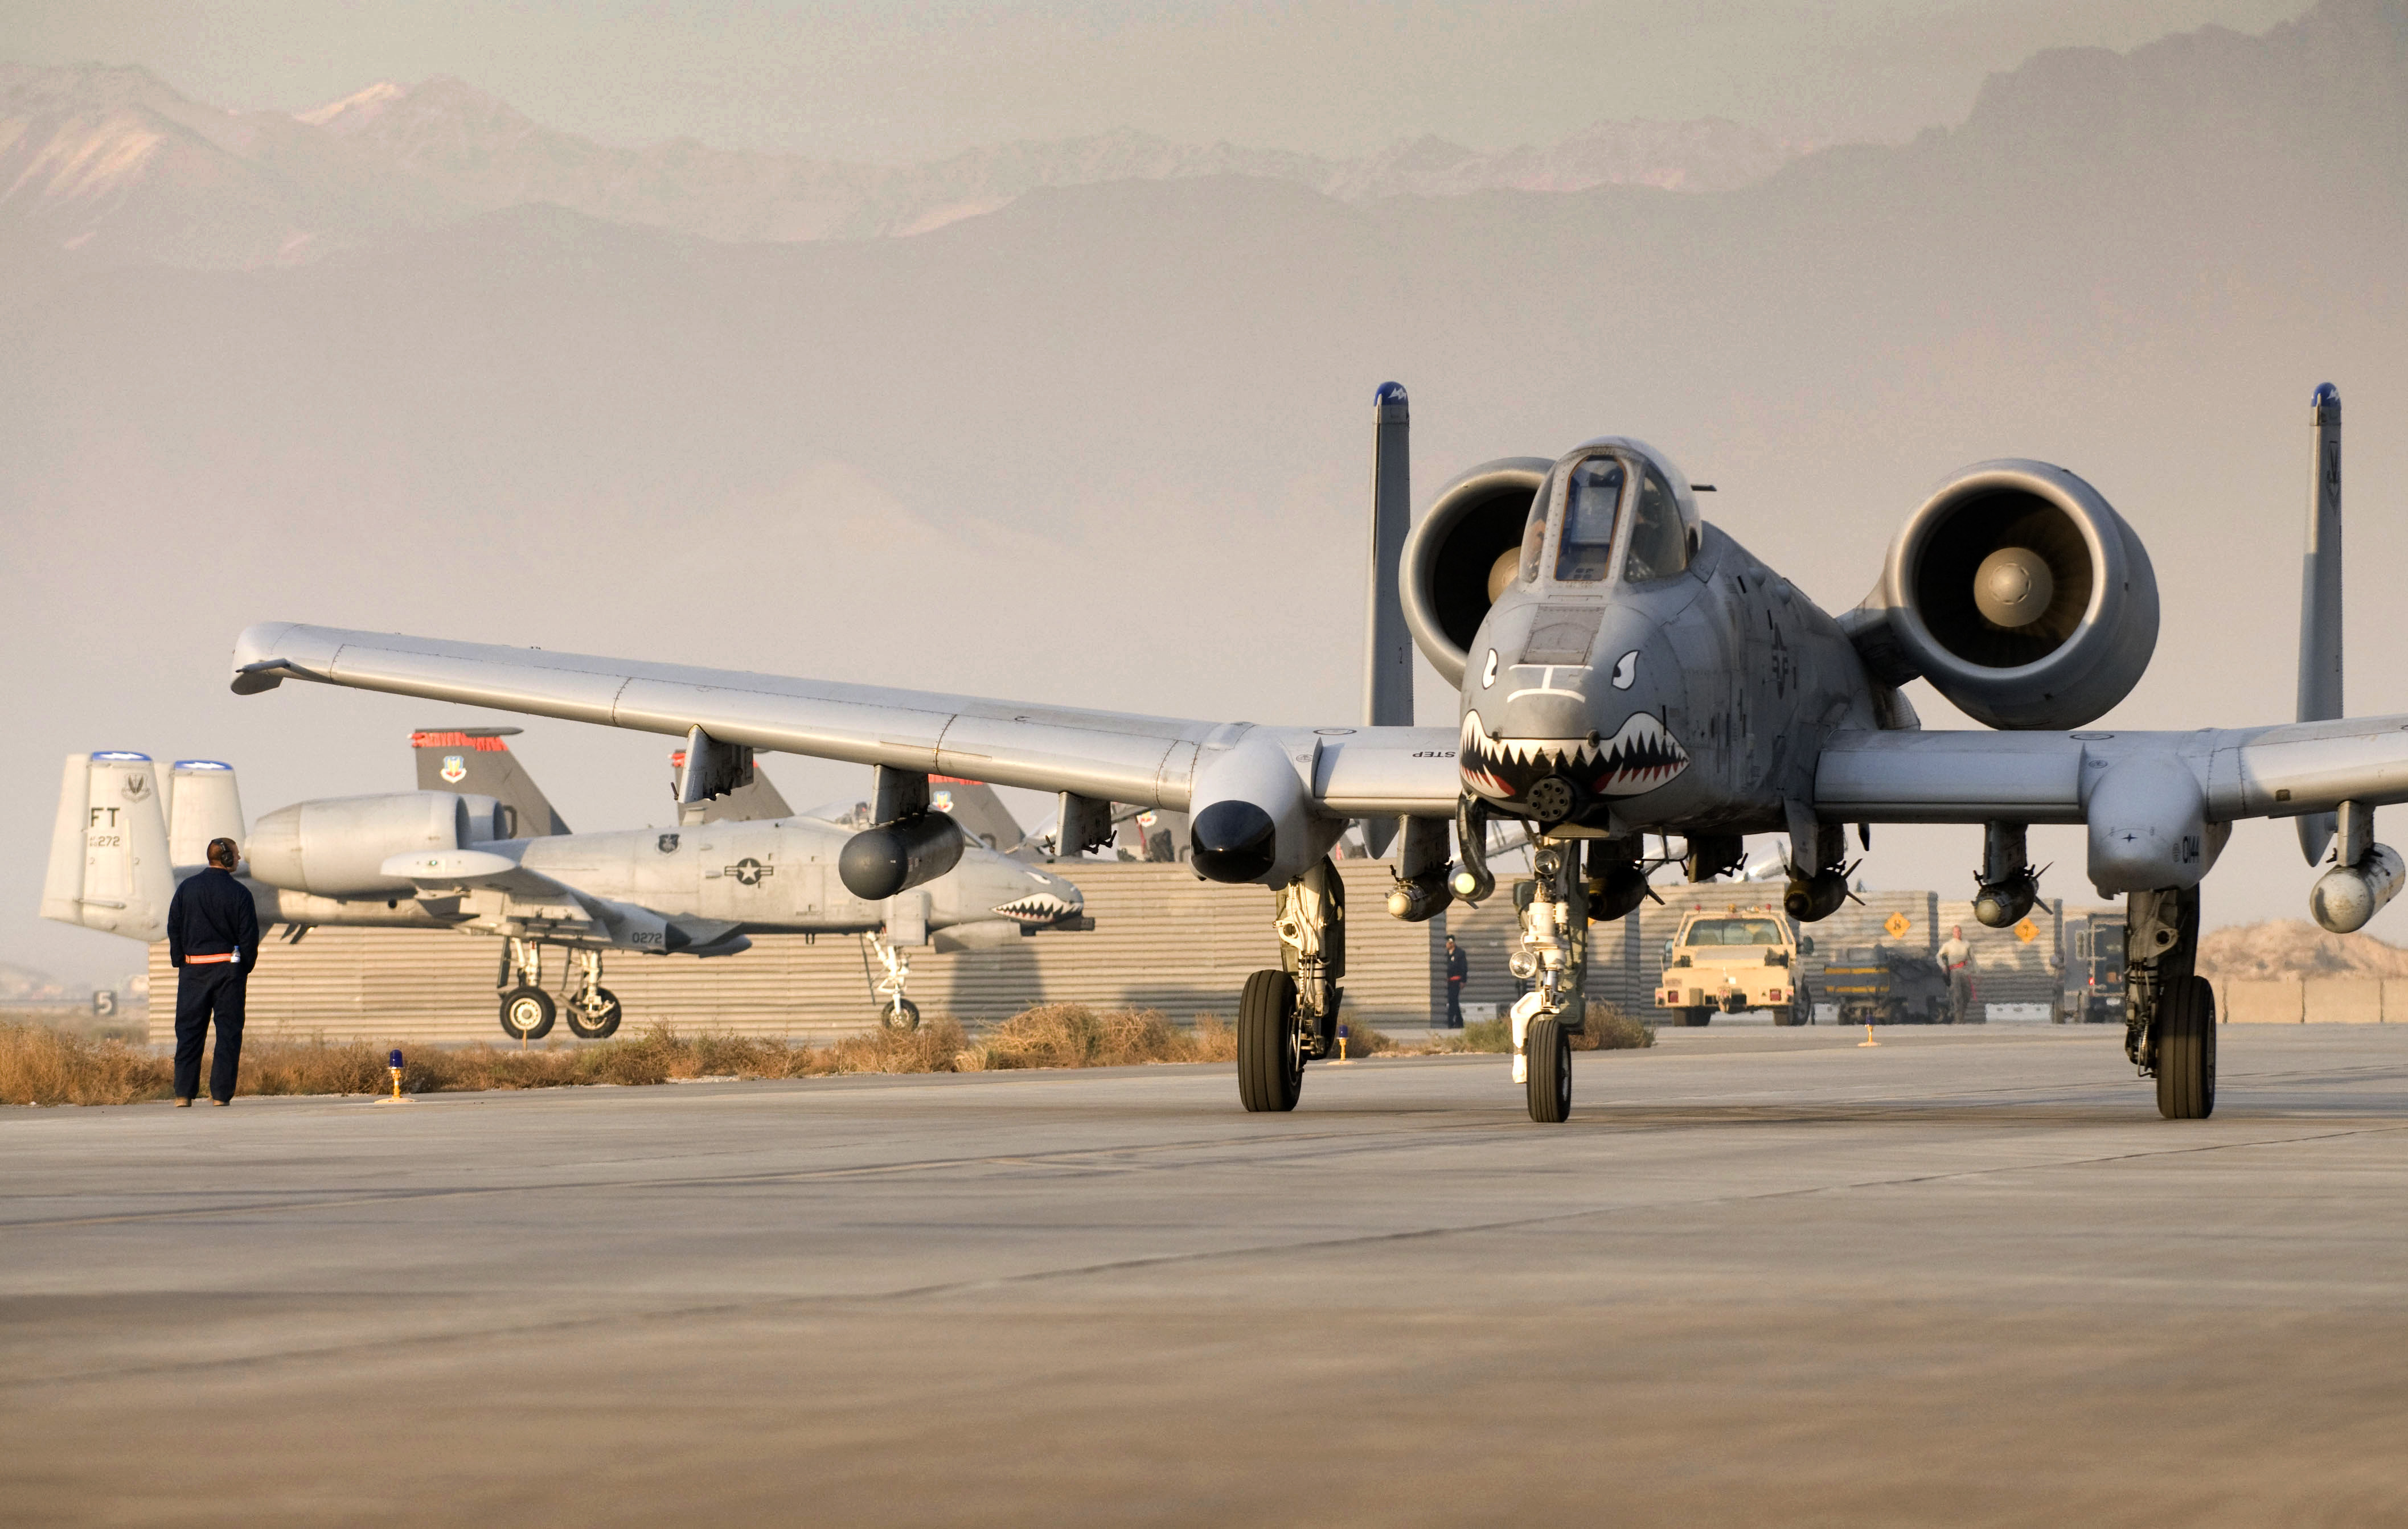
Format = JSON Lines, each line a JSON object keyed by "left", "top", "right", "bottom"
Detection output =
{"left": 0, "top": 63, "right": 1799, "bottom": 269}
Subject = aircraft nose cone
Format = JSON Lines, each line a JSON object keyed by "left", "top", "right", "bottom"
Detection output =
{"left": 1190, "top": 801, "right": 1276, "bottom": 883}
{"left": 1975, "top": 546, "right": 2054, "bottom": 629}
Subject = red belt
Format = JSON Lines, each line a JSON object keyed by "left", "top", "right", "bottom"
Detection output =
{"left": 184, "top": 953, "right": 236, "bottom": 965}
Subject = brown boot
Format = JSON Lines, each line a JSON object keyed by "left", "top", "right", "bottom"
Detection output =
{"left": 173, "top": 1097, "right": 193, "bottom": 1108}
{"left": 212, "top": 1099, "right": 231, "bottom": 1107}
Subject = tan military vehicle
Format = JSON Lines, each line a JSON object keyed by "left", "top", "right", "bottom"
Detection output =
{"left": 1655, "top": 906, "right": 1814, "bottom": 1027}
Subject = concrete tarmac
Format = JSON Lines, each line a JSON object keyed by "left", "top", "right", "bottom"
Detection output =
{"left": 6, "top": 1025, "right": 2407, "bottom": 1526}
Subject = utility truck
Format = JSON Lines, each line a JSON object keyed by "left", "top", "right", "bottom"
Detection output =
{"left": 1655, "top": 907, "right": 1813, "bottom": 1026}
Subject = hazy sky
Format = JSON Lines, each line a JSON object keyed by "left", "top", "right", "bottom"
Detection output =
{"left": 3, "top": 0, "right": 2315, "bottom": 159}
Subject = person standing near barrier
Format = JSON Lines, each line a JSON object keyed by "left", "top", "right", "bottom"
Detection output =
{"left": 1937, "top": 924, "right": 1974, "bottom": 1025}
{"left": 167, "top": 837, "right": 260, "bottom": 1105}
{"left": 1445, "top": 935, "right": 1468, "bottom": 1029}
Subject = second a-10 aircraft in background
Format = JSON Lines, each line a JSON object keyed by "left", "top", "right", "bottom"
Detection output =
{"left": 43, "top": 730, "right": 1087, "bottom": 1037}
{"left": 235, "top": 381, "right": 2398, "bottom": 1124}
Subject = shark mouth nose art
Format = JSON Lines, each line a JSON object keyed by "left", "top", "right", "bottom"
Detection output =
{"left": 994, "top": 891, "right": 1081, "bottom": 925}
{"left": 1460, "top": 709, "right": 1690, "bottom": 803}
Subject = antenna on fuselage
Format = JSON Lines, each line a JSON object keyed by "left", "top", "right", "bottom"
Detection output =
{"left": 1361, "top": 380, "right": 1414, "bottom": 859}
{"left": 2297, "top": 383, "right": 2343, "bottom": 864}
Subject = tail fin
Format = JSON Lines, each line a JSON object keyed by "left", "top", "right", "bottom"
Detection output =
{"left": 1361, "top": 381, "right": 1414, "bottom": 858}
{"left": 41, "top": 752, "right": 174, "bottom": 941}
{"left": 668, "top": 749, "right": 796, "bottom": 824}
{"left": 411, "top": 727, "right": 570, "bottom": 837}
{"left": 169, "top": 759, "right": 245, "bottom": 869}
{"left": 2298, "top": 383, "right": 2343, "bottom": 864}
{"left": 932, "top": 776, "right": 1025, "bottom": 852}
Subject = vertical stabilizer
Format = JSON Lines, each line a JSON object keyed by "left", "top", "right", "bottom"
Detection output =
{"left": 1363, "top": 381, "right": 1414, "bottom": 858}
{"left": 930, "top": 776, "right": 1023, "bottom": 851}
{"left": 670, "top": 749, "right": 795, "bottom": 824}
{"left": 412, "top": 727, "right": 570, "bottom": 836}
{"left": 40, "top": 753, "right": 173, "bottom": 941}
{"left": 169, "top": 761, "right": 245, "bottom": 869}
{"left": 2298, "top": 383, "right": 2343, "bottom": 864}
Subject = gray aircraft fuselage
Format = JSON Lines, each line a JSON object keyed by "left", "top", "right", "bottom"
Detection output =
{"left": 1451, "top": 440, "right": 1873, "bottom": 846}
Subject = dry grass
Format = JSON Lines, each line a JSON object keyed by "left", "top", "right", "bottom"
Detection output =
{"left": 0, "top": 1022, "right": 173, "bottom": 1105}
{"left": 3, "top": 999, "right": 1536, "bottom": 1108}
{"left": 1437, "top": 1001, "right": 1655, "bottom": 1054}
{"left": 956, "top": 1005, "right": 1236, "bottom": 1071}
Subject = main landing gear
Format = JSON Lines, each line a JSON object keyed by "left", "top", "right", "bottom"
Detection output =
{"left": 2124, "top": 886, "right": 2214, "bottom": 1119}
{"left": 497, "top": 939, "right": 622, "bottom": 1042}
{"left": 1237, "top": 857, "right": 1345, "bottom": 1112}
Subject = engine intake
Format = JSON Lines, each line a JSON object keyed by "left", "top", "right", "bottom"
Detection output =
{"left": 1849, "top": 460, "right": 2158, "bottom": 730}
{"left": 1401, "top": 457, "right": 1552, "bottom": 688}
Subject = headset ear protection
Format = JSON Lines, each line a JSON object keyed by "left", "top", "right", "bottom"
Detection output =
{"left": 206, "top": 837, "right": 240, "bottom": 870}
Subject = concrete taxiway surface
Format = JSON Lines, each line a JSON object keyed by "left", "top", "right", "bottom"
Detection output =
{"left": 6, "top": 1026, "right": 2407, "bottom": 1526}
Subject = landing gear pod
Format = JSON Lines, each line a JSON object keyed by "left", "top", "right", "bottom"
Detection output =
{"left": 839, "top": 812, "right": 965, "bottom": 902}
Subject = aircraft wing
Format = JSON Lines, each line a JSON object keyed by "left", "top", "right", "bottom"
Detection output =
{"left": 379, "top": 849, "right": 586, "bottom": 902}
{"left": 1815, "top": 716, "right": 2408, "bottom": 824}
{"left": 233, "top": 622, "right": 1460, "bottom": 816}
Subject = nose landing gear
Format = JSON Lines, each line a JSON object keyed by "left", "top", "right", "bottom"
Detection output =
{"left": 1508, "top": 841, "right": 1588, "bottom": 1123}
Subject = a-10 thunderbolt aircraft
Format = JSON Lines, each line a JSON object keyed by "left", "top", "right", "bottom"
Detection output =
{"left": 230, "top": 382, "right": 2391, "bottom": 1122}
{"left": 43, "top": 729, "right": 1086, "bottom": 1037}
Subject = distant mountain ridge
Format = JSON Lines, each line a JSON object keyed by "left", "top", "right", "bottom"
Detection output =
{"left": 0, "top": 63, "right": 1801, "bottom": 269}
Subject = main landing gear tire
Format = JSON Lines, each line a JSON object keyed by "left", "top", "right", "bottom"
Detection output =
{"left": 2156, "top": 975, "right": 2216, "bottom": 1120}
{"left": 1525, "top": 1017, "right": 1572, "bottom": 1124}
{"left": 500, "top": 986, "right": 555, "bottom": 1041}
{"left": 567, "top": 989, "right": 622, "bottom": 1040}
{"left": 1237, "top": 968, "right": 1304, "bottom": 1113}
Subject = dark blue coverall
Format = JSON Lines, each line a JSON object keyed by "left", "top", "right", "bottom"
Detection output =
{"left": 1445, "top": 943, "right": 1469, "bottom": 1028}
{"left": 166, "top": 867, "right": 261, "bottom": 1103}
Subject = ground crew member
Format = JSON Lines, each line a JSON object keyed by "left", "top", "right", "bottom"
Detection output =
{"left": 1445, "top": 935, "right": 1468, "bottom": 1029}
{"left": 167, "top": 837, "right": 260, "bottom": 1106}
{"left": 1937, "top": 924, "right": 1974, "bottom": 1025}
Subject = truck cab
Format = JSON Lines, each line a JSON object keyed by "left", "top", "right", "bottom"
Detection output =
{"left": 1656, "top": 907, "right": 1813, "bottom": 1027}
{"left": 2064, "top": 915, "right": 2127, "bottom": 1025}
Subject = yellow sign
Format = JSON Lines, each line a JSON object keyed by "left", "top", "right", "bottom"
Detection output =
{"left": 1884, "top": 911, "right": 1911, "bottom": 938}
{"left": 2015, "top": 918, "right": 2039, "bottom": 944}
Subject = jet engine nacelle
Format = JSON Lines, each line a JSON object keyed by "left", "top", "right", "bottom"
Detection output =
{"left": 1401, "top": 457, "right": 1552, "bottom": 688}
{"left": 838, "top": 812, "right": 964, "bottom": 902}
{"left": 248, "top": 791, "right": 505, "bottom": 898}
{"left": 1850, "top": 461, "right": 2159, "bottom": 731}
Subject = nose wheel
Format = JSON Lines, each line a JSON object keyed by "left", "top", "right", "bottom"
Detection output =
{"left": 1524, "top": 1016, "right": 1572, "bottom": 1123}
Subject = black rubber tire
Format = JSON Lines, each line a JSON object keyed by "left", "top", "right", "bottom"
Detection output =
{"left": 1678, "top": 1007, "right": 1713, "bottom": 1027}
{"left": 881, "top": 998, "right": 922, "bottom": 1032}
{"left": 1525, "top": 1017, "right": 1572, "bottom": 1123}
{"left": 1237, "top": 969, "right": 1303, "bottom": 1112}
{"left": 2156, "top": 975, "right": 2217, "bottom": 1120}
{"left": 500, "top": 986, "right": 555, "bottom": 1041}
{"left": 567, "top": 989, "right": 622, "bottom": 1040}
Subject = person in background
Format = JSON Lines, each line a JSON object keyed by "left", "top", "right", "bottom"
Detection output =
{"left": 167, "top": 836, "right": 261, "bottom": 1106}
{"left": 1445, "top": 935, "right": 1468, "bottom": 1029}
{"left": 1937, "top": 923, "right": 1975, "bottom": 1025}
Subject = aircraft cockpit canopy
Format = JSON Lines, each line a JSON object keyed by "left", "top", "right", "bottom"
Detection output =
{"left": 1519, "top": 440, "right": 1701, "bottom": 593}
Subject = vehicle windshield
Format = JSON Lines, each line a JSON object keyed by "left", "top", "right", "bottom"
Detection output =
{"left": 1553, "top": 457, "right": 1626, "bottom": 582}
{"left": 1685, "top": 918, "right": 1783, "bottom": 946}
{"left": 1623, "top": 465, "right": 1690, "bottom": 581}
{"left": 2095, "top": 928, "right": 2124, "bottom": 960}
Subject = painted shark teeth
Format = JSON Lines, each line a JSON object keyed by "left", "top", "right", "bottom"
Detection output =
{"left": 994, "top": 892, "right": 1081, "bottom": 924}
{"left": 1459, "top": 708, "right": 1689, "bottom": 803}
